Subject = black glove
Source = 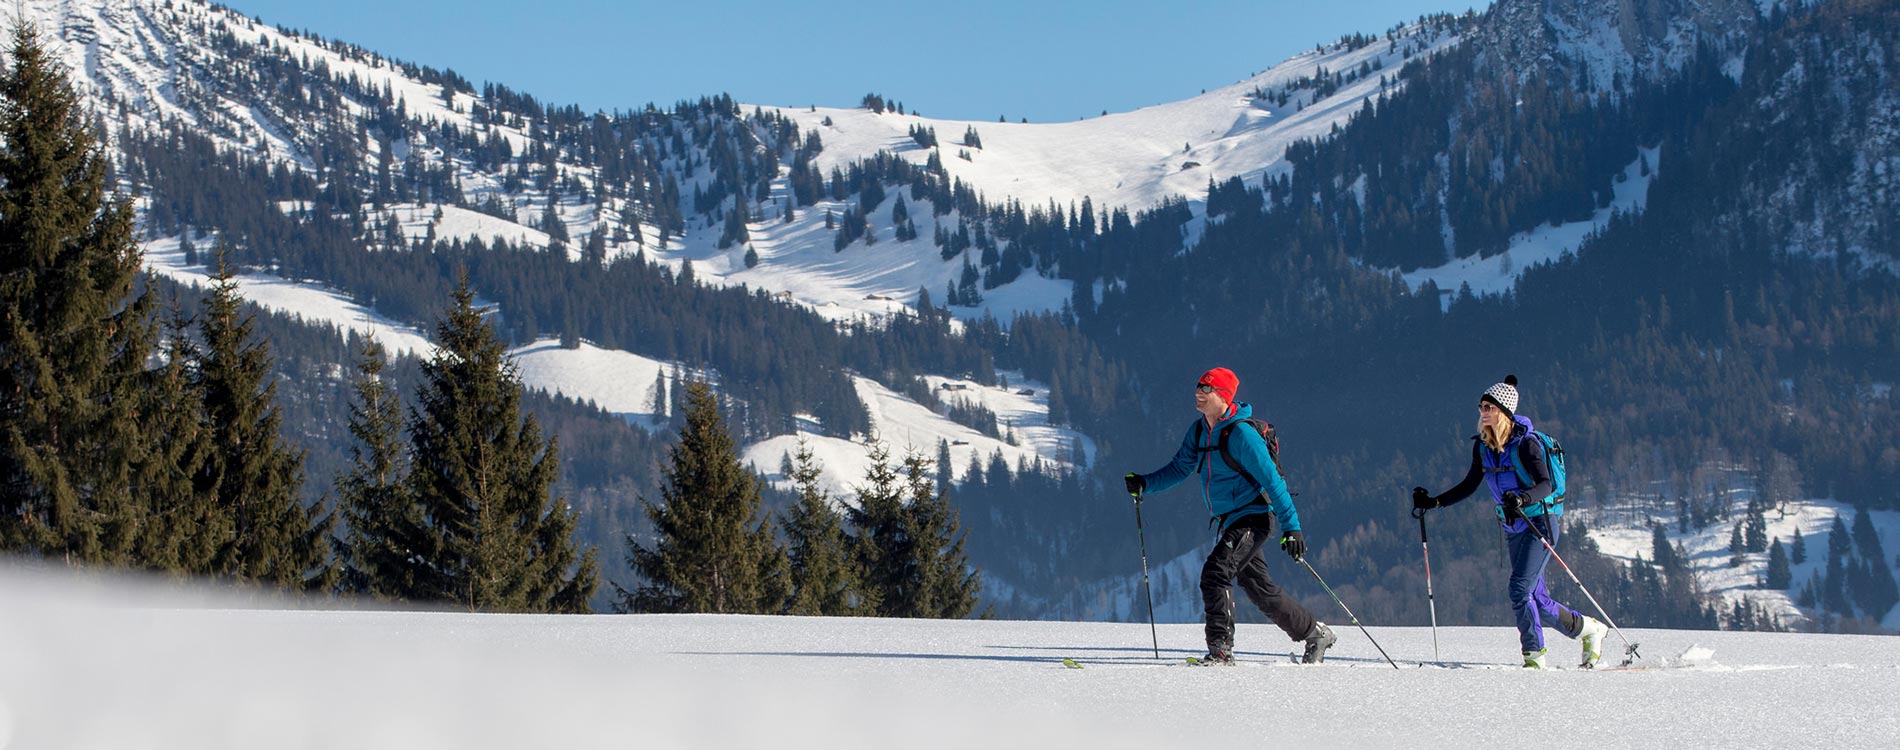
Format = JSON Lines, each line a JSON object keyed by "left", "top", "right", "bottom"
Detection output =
{"left": 1280, "top": 530, "right": 1306, "bottom": 559}
{"left": 1124, "top": 473, "right": 1145, "bottom": 497}
{"left": 1500, "top": 491, "right": 1529, "bottom": 520}
{"left": 1411, "top": 486, "right": 1436, "bottom": 510}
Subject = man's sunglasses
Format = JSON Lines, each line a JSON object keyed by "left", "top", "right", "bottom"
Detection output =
{"left": 1196, "top": 384, "right": 1219, "bottom": 394}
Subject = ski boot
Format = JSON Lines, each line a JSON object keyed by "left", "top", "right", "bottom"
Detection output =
{"left": 1578, "top": 616, "right": 1609, "bottom": 669}
{"left": 1192, "top": 646, "right": 1236, "bottom": 666}
{"left": 1302, "top": 622, "right": 1337, "bottom": 664}
{"left": 1522, "top": 648, "right": 1548, "bottom": 669}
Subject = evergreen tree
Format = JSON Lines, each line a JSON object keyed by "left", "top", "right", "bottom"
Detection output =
{"left": 134, "top": 301, "right": 214, "bottom": 573}
{"left": 0, "top": 21, "right": 157, "bottom": 564}
{"left": 1766, "top": 537, "right": 1792, "bottom": 590}
{"left": 1851, "top": 508, "right": 1886, "bottom": 563}
{"left": 900, "top": 450, "right": 980, "bottom": 618}
{"left": 1745, "top": 499, "right": 1769, "bottom": 553}
{"left": 408, "top": 274, "right": 598, "bottom": 612}
{"left": 781, "top": 439, "right": 868, "bottom": 615}
{"left": 623, "top": 380, "right": 787, "bottom": 613}
{"left": 196, "top": 252, "right": 330, "bottom": 588}
{"left": 1828, "top": 515, "right": 1853, "bottom": 562}
{"left": 647, "top": 368, "right": 668, "bottom": 420}
{"left": 848, "top": 437, "right": 911, "bottom": 616}
{"left": 1651, "top": 525, "right": 1676, "bottom": 570}
{"left": 1792, "top": 526, "right": 1808, "bottom": 564}
{"left": 1824, "top": 554, "right": 1851, "bottom": 614}
{"left": 333, "top": 337, "right": 425, "bottom": 598}
{"left": 1728, "top": 521, "right": 1745, "bottom": 568}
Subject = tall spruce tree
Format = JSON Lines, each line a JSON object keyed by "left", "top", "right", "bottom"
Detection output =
{"left": 0, "top": 21, "right": 157, "bottom": 564}
{"left": 848, "top": 437, "right": 911, "bottom": 616}
{"left": 1766, "top": 537, "right": 1792, "bottom": 590}
{"left": 334, "top": 337, "right": 427, "bottom": 598}
{"left": 197, "top": 253, "right": 330, "bottom": 588}
{"left": 899, "top": 450, "right": 980, "bottom": 618}
{"left": 133, "top": 301, "right": 215, "bottom": 574}
{"left": 408, "top": 274, "right": 598, "bottom": 612}
{"left": 623, "top": 380, "right": 788, "bottom": 613}
{"left": 781, "top": 439, "right": 868, "bottom": 616}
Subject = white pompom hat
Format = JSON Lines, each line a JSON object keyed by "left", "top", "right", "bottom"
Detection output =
{"left": 1482, "top": 375, "right": 1519, "bottom": 419}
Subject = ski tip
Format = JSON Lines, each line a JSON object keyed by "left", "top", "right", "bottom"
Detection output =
{"left": 1061, "top": 658, "right": 1084, "bottom": 669}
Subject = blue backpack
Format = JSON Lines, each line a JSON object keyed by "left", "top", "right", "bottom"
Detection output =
{"left": 1487, "top": 430, "right": 1568, "bottom": 515}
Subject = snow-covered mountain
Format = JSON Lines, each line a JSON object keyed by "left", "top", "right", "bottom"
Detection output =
{"left": 7, "top": 567, "right": 1900, "bottom": 749}
{"left": 12, "top": 0, "right": 1459, "bottom": 322}
{"left": 4, "top": 0, "right": 1463, "bottom": 489}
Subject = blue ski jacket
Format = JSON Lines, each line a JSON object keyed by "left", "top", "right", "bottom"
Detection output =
{"left": 1137, "top": 402, "right": 1299, "bottom": 532}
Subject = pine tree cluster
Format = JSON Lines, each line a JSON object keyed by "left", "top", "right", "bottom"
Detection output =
{"left": 623, "top": 384, "right": 979, "bottom": 618}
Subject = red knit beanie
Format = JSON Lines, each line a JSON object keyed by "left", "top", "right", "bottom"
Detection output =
{"left": 1198, "top": 367, "right": 1239, "bottom": 402}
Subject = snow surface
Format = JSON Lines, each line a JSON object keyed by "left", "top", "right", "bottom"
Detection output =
{"left": 508, "top": 338, "right": 676, "bottom": 432}
{"left": 1401, "top": 145, "right": 1661, "bottom": 306}
{"left": 4, "top": 566, "right": 1899, "bottom": 750}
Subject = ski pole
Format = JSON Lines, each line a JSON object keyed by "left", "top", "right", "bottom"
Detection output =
{"left": 1295, "top": 556, "right": 1400, "bottom": 669}
{"left": 1412, "top": 507, "right": 1441, "bottom": 664}
{"left": 1131, "top": 490, "right": 1160, "bottom": 660}
{"left": 1518, "top": 515, "right": 1642, "bottom": 665}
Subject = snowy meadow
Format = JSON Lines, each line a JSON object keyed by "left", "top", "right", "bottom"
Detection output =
{"left": 3, "top": 567, "right": 1897, "bottom": 750}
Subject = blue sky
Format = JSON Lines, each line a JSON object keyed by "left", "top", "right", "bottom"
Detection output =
{"left": 216, "top": 0, "right": 1478, "bottom": 122}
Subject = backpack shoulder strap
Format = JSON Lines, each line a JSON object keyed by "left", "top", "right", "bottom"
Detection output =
{"left": 1510, "top": 432, "right": 1556, "bottom": 496}
{"left": 1216, "top": 422, "right": 1251, "bottom": 477}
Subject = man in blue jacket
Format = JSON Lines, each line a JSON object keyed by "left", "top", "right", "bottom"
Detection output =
{"left": 1124, "top": 367, "right": 1335, "bottom": 665}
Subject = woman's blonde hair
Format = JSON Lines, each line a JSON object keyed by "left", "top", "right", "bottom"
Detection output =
{"left": 1480, "top": 407, "right": 1513, "bottom": 452}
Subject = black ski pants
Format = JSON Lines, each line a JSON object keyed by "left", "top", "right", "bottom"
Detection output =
{"left": 1201, "top": 513, "right": 1316, "bottom": 652}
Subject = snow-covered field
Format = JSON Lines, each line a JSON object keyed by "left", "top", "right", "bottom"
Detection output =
{"left": 4, "top": 567, "right": 1897, "bottom": 750}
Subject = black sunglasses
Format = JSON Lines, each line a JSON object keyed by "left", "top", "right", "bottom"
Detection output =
{"left": 1196, "top": 384, "right": 1218, "bottom": 394}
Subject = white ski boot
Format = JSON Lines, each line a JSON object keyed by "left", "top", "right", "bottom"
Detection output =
{"left": 1578, "top": 616, "right": 1609, "bottom": 669}
{"left": 1522, "top": 648, "right": 1547, "bottom": 669}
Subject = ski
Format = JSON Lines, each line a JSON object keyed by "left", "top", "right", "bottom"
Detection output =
{"left": 1061, "top": 658, "right": 1084, "bottom": 669}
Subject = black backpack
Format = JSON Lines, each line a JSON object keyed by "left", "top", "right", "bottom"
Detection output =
{"left": 1195, "top": 418, "right": 1294, "bottom": 524}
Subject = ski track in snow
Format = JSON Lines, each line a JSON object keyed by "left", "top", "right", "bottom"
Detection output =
{"left": 3, "top": 568, "right": 1898, "bottom": 750}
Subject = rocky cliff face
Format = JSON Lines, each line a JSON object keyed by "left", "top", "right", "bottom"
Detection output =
{"left": 1477, "top": 0, "right": 1762, "bottom": 89}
